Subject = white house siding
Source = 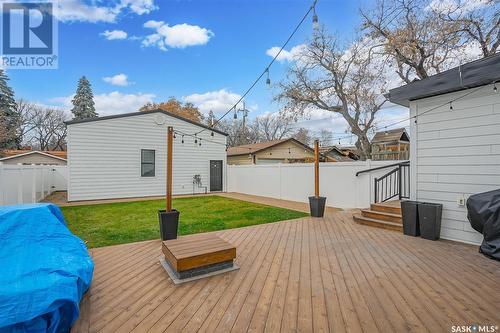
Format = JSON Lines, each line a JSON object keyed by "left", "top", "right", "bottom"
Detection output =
{"left": 67, "top": 112, "right": 227, "bottom": 201}
{"left": 410, "top": 83, "right": 500, "bottom": 244}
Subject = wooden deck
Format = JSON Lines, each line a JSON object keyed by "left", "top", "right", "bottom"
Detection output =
{"left": 72, "top": 211, "right": 500, "bottom": 333}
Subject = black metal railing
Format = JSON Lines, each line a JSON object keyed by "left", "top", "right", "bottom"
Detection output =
{"left": 356, "top": 161, "right": 410, "bottom": 203}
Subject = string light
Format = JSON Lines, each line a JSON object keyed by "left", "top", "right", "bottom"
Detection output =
{"left": 312, "top": 0, "right": 319, "bottom": 29}
{"left": 449, "top": 102, "right": 453, "bottom": 110}
{"left": 494, "top": 83, "right": 498, "bottom": 92}
{"left": 194, "top": 134, "right": 198, "bottom": 144}
{"left": 266, "top": 68, "right": 271, "bottom": 85}
{"left": 190, "top": 0, "right": 318, "bottom": 137}
{"left": 181, "top": 135, "right": 184, "bottom": 144}
{"left": 211, "top": 131, "right": 214, "bottom": 137}
{"left": 233, "top": 109, "right": 237, "bottom": 120}
{"left": 199, "top": 138, "right": 202, "bottom": 146}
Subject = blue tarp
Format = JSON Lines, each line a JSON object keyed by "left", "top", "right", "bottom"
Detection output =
{"left": 0, "top": 204, "right": 94, "bottom": 333}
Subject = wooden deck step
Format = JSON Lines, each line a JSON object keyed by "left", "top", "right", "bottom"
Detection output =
{"left": 370, "top": 201, "right": 402, "bottom": 215}
{"left": 361, "top": 209, "right": 402, "bottom": 224}
{"left": 353, "top": 213, "right": 403, "bottom": 232}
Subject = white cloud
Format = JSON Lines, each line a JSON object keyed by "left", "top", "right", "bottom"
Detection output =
{"left": 183, "top": 89, "right": 242, "bottom": 115}
{"left": 103, "top": 74, "right": 130, "bottom": 86}
{"left": 119, "top": 0, "right": 157, "bottom": 15}
{"left": 266, "top": 44, "right": 307, "bottom": 63}
{"left": 100, "top": 30, "right": 128, "bottom": 40}
{"left": 51, "top": 91, "right": 156, "bottom": 116}
{"left": 142, "top": 20, "right": 214, "bottom": 50}
{"left": 54, "top": 0, "right": 157, "bottom": 23}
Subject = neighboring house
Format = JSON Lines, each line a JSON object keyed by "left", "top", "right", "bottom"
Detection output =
{"left": 227, "top": 138, "right": 334, "bottom": 165}
{"left": 0, "top": 150, "right": 67, "bottom": 165}
{"left": 371, "top": 128, "right": 410, "bottom": 160}
{"left": 319, "top": 146, "right": 356, "bottom": 162}
{"left": 387, "top": 53, "right": 500, "bottom": 244}
{"left": 65, "top": 110, "right": 228, "bottom": 201}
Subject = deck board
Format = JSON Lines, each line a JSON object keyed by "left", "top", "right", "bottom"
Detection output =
{"left": 72, "top": 212, "right": 500, "bottom": 332}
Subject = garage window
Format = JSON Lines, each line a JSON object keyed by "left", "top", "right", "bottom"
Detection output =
{"left": 141, "top": 149, "right": 155, "bottom": 177}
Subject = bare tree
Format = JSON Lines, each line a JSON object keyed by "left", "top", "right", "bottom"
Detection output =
{"left": 250, "top": 112, "right": 295, "bottom": 142}
{"left": 216, "top": 119, "right": 256, "bottom": 147}
{"left": 431, "top": 0, "right": 499, "bottom": 57}
{"left": 277, "top": 28, "right": 387, "bottom": 160}
{"left": 318, "top": 129, "right": 333, "bottom": 146}
{"left": 361, "top": 0, "right": 497, "bottom": 84}
{"left": 23, "top": 105, "right": 67, "bottom": 150}
{"left": 293, "top": 128, "right": 312, "bottom": 146}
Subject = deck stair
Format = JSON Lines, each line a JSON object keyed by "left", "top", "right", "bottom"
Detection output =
{"left": 353, "top": 201, "right": 403, "bottom": 232}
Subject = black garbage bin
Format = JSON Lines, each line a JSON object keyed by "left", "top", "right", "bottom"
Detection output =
{"left": 401, "top": 201, "right": 420, "bottom": 236}
{"left": 158, "top": 209, "right": 180, "bottom": 240}
{"left": 418, "top": 203, "right": 442, "bottom": 240}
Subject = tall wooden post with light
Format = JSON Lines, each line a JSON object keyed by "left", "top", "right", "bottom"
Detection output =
{"left": 308, "top": 139, "right": 326, "bottom": 217}
{"left": 158, "top": 126, "right": 180, "bottom": 240}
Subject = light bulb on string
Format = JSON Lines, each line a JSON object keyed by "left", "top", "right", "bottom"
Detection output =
{"left": 494, "top": 83, "right": 498, "bottom": 92}
{"left": 233, "top": 109, "right": 238, "bottom": 119}
{"left": 265, "top": 68, "right": 271, "bottom": 85}
{"left": 211, "top": 131, "right": 214, "bottom": 137}
{"left": 199, "top": 138, "right": 202, "bottom": 147}
{"left": 181, "top": 135, "right": 184, "bottom": 144}
{"left": 194, "top": 134, "right": 198, "bottom": 144}
{"left": 312, "top": 1, "right": 319, "bottom": 29}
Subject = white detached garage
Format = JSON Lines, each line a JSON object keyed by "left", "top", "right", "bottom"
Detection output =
{"left": 388, "top": 53, "right": 500, "bottom": 244}
{"left": 66, "top": 110, "right": 228, "bottom": 202}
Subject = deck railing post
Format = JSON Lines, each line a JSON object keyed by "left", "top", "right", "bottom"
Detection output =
{"left": 374, "top": 177, "right": 378, "bottom": 203}
{"left": 398, "top": 165, "right": 402, "bottom": 200}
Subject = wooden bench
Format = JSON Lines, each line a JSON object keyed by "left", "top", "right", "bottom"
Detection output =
{"left": 162, "top": 234, "right": 236, "bottom": 281}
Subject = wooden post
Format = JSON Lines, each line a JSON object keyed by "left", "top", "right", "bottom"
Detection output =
{"left": 166, "top": 126, "right": 173, "bottom": 212}
{"left": 314, "top": 139, "right": 319, "bottom": 198}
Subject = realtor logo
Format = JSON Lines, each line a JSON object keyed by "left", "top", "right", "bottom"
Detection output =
{"left": 1, "top": 1, "right": 58, "bottom": 69}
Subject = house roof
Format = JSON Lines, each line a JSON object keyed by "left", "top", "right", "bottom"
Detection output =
{"left": 227, "top": 138, "right": 314, "bottom": 157}
{"left": 372, "top": 128, "right": 410, "bottom": 144}
{"left": 319, "top": 146, "right": 356, "bottom": 162}
{"left": 65, "top": 109, "right": 228, "bottom": 136}
{"left": 0, "top": 150, "right": 67, "bottom": 162}
{"left": 387, "top": 53, "right": 500, "bottom": 107}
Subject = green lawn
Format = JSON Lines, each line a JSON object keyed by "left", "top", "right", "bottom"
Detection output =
{"left": 61, "top": 195, "right": 307, "bottom": 248}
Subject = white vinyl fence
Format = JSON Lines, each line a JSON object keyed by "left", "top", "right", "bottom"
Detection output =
{"left": 227, "top": 160, "right": 400, "bottom": 209}
{"left": 0, "top": 165, "right": 68, "bottom": 205}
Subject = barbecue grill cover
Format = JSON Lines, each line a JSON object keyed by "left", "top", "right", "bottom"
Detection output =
{"left": 466, "top": 189, "right": 500, "bottom": 260}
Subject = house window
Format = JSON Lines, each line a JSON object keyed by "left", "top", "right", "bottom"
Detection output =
{"left": 141, "top": 149, "right": 155, "bottom": 177}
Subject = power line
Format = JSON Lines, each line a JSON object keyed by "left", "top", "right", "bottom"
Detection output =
{"left": 193, "top": 0, "right": 319, "bottom": 136}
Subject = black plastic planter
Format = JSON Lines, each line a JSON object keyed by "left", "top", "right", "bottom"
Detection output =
{"left": 401, "top": 200, "right": 420, "bottom": 236}
{"left": 309, "top": 196, "right": 326, "bottom": 217}
{"left": 158, "top": 209, "right": 180, "bottom": 241}
{"left": 418, "top": 202, "right": 443, "bottom": 241}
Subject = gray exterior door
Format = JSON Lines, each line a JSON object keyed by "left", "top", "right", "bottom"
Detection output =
{"left": 210, "top": 160, "right": 223, "bottom": 192}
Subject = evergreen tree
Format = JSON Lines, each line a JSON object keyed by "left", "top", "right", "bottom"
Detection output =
{"left": 71, "top": 76, "right": 97, "bottom": 119}
{"left": 0, "top": 69, "right": 20, "bottom": 149}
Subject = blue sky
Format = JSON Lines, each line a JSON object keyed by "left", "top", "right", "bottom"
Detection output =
{"left": 5, "top": 0, "right": 409, "bottom": 138}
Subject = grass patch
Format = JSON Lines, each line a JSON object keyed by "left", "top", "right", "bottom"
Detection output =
{"left": 61, "top": 195, "right": 307, "bottom": 248}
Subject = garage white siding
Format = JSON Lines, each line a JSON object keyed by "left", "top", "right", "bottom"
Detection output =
{"left": 67, "top": 112, "right": 227, "bottom": 201}
{"left": 410, "top": 83, "right": 500, "bottom": 244}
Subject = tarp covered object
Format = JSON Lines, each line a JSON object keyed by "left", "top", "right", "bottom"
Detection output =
{"left": 0, "top": 204, "right": 94, "bottom": 332}
{"left": 466, "top": 189, "right": 500, "bottom": 261}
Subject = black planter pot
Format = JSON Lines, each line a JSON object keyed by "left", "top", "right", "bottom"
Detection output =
{"left": 418, "top": 202, "right": 443, "bottom": 241}
{"left": 401, "top": 200, "right": 420, "bottom": 237}
{"left": 158, "top": 209, "right": 180, "bottom": 241}
{"left": 309, "top": 196, "right": 326, "bottom": 217}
